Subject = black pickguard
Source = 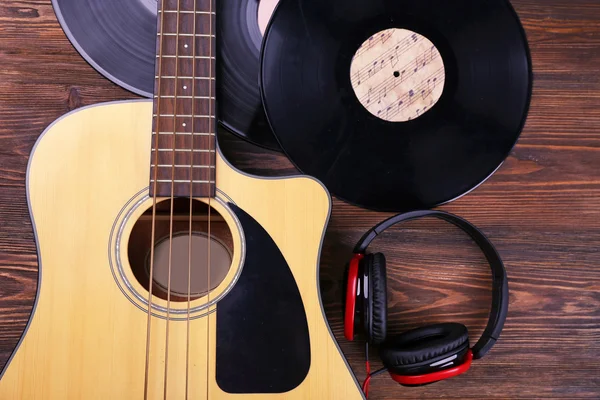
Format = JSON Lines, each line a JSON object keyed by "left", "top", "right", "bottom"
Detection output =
{"left": 215, "top": 203, "right": 311, "bottom": 393}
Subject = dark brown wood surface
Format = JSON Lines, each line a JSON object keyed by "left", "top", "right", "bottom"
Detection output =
{"left": 0, "top": 0, "right": 599, "bottom": 398}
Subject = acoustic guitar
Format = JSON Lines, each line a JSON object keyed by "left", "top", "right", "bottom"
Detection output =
{"left": 0, "top": 0, "right": 363, "bottom": 398}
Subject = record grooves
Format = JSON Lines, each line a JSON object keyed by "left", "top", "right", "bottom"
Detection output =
{"left": 52, "top": 0, "right": 282, "bottom": 151}
{"left": 261, "top": 0, "right": 532, "bottom": 211}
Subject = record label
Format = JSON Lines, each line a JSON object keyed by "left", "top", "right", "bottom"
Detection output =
{"left": 350, "top": 28, "right": 445, "bottom": 122}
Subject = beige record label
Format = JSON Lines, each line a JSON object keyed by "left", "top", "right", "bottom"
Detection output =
{"left": 350, "top": 28, "right": 445, "bottom": 122}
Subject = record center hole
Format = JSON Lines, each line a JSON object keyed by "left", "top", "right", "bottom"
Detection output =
{"left": 349, "top": 28, "right": 446, "bottom": 123}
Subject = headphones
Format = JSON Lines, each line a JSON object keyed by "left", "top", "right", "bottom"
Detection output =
{"left": 344, "top": 210, "right": 508, "bottom": 391}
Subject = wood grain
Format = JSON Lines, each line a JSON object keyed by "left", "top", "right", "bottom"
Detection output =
{"left": 0, "top": 0, "right": 599, "bottom": 398}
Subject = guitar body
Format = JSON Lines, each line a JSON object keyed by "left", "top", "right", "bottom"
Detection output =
{"left": 0, "top": 100, "right": 363, "bottom": 399}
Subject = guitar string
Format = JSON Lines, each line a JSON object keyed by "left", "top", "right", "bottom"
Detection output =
{"left": 206, "top": 0, "right": 214, "bottom": 398}
{"left": 163, "top": 0, "right": 183, "bottom": 397}
{"left": 144, "top": 0, "right": 167, "bottom": 397}
{"left": 185, "top": 0, "right": 199, "bottom": 396}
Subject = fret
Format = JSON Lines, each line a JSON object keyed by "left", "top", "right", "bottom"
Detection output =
{"left": 154, "top": 95, "right": 215, "bottom": 99}
{"left": 151, "top": 180, "right": 214, "bottom": 184}
{"left": 158, "top": 10, "right": 215, "bottom": 14}
{"left": 151, "top": 165, "right": 215, "bottom": 168}
{"left": 154, "top": 151, "right": 215, "bottom": 166}
{"left": 158, "top": 33, "right": 215, "bottom": 37}
{"left": 157, "top": 55, "right": 215, "bottom": 59}
{"left": 151, "top": 166, "right": 214, "bottom": 181}
{"left": 153, "top": 121, "right": 215, "bottom": 134}
{"left": 158, "top": 31, "right": 212, "bottom": 58}
{"left": 154, "top": 97, "right": 214, "bottom": 116}
{"left": 158, "top": 13, "right": 215, "bottom": 36}
{"left": 157, "top": 57, "right": 214, "bottom": 78}
{"left": 156, "top": 76, "right": 215, "bottom": 80}
{"left": 154, "top": 116, "right": 214, "bottom": 130}
{"left": 149, "top": 183, "right": 214, "bottom": 199}
{"left": 152, "top": 149, "right": 215, "bottom": 153}
{"left": 153, "top": 113, "right": 215, "bottom": 130}
{"left": 162, "top": 0, "right": 213, "bottom": 12}
{"left": 155, "top": 132, "right": 214, "bottom": 135}
{"left": 154, "top": 133, "right": 215, "bottom": 137}
{"left": 156, "top": 70, "right": 217, "bottom": 94}
{"left": 154, "top": 114, "right": 216, "bottom": 118}
{"left": 152, "top": 133, "right": 215, "bottom": 149}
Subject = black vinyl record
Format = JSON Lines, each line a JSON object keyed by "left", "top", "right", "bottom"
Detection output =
{"left": 52, "top": 0, "right": 281, "bottom": 151}
{"left": 260, "top": 0, "right": 532, "bottom": 211}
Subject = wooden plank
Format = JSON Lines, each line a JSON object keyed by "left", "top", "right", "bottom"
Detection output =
{"left": 0, "top": 0, "right": 599, "bottom": 398}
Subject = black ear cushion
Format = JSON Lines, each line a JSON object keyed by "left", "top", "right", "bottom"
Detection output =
{"left": 380, "top": 323, "right": 469, "bottom": 374}
{"left": 367, "top": 253, "right": 387, "bottom": 345}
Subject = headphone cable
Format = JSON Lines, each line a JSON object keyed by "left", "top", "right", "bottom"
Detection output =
{"left": 362, "top": 342, "right": 388, "bottom": 398}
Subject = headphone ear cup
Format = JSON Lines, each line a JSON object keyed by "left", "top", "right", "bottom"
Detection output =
{"left": 366, "top": 252, "right": 387, "bottom": 345}
{"left": 343, "top": 255, "right": 363, "bottom": 341}
{"left": 379, "top": 323, "right": 469, "bottom": 375}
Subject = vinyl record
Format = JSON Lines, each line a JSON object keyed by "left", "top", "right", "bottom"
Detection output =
{"left": 260, "top": 0, "right": 532, "bottom": 211}
{"left": 52, "top": 0, "right": 282, "bottom": 151}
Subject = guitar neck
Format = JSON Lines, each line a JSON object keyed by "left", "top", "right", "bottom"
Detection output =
{"left": 150, "top": 0, "right": 217, "bottom": 198}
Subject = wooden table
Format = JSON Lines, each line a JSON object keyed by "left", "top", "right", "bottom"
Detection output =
{"left": 0, "top": 0, "right": 598, "bottom": 398}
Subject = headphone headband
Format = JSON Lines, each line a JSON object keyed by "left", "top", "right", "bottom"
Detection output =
{"left": 353, "top": 210, "right": 508, "bottom": 359}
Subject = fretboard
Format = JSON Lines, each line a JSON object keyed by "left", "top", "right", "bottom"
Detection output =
{"left": 150, "top": 0, "right": 217, "bottom": 198}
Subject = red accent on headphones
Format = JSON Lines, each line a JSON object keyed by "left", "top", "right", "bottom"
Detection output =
{"left": 389, "top": 350, "right": 473, "bottom": 386}
{"left": 344, "top": 253, "right": 363, "bottom": 341}
{"left": 344, "top": 211, "right": 508, "bottom": 396}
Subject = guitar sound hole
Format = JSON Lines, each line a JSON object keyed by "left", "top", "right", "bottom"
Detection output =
{"left": 127, "top": 198, "right": 234, "bottom": 302}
